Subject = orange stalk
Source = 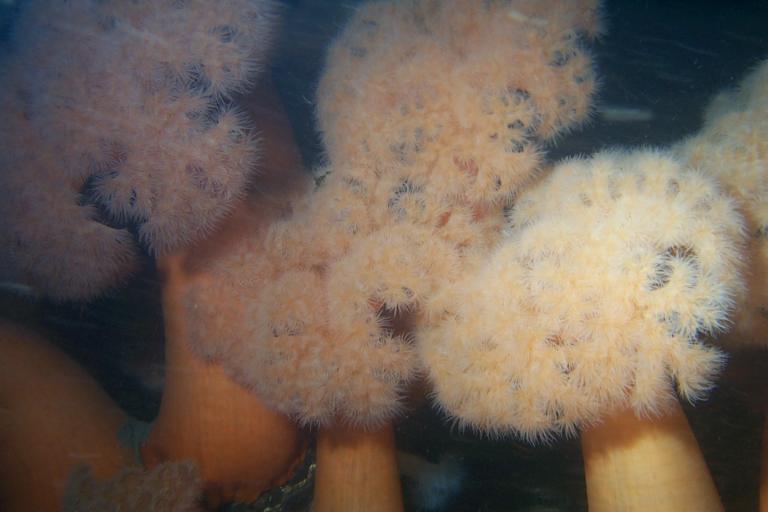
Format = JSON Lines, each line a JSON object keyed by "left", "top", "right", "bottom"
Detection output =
{"left": 141, "top": 247, "right": 306, "bottom": 507}
{"left": 0, "top": 321, "right": 131, "bottom": 512}
{"left": 140, "top": 78, "right": 311, "bottom": 507}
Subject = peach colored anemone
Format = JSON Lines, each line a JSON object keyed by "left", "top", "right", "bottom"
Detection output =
{"left": 421, "top": 149, "right": 746, "bottom": 443}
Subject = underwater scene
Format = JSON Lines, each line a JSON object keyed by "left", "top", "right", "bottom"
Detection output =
{"left": 1, "top": 0, "right": 768, "bottom": 510}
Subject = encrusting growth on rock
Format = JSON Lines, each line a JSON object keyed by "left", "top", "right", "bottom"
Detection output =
{"left": 63, "top": 461, "right": 203, "bottom": 512}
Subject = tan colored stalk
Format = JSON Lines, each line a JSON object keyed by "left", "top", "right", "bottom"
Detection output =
{"left": 582, "top": 401, "right": 723, "bottom": 512}
{"left": 314, "top": 423, "right": 404, "bottom": 512}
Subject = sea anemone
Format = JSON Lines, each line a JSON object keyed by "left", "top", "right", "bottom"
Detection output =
{"left": 422, "top": 148, "right": 745, "bottom": 440}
